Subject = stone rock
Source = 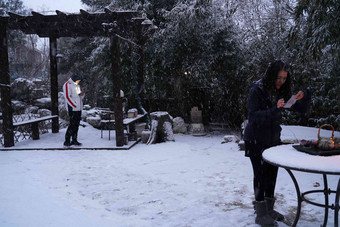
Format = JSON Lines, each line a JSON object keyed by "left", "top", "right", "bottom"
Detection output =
{"left": 58, "top": 92, "right": 64, "bottom": 103}
{"left": 136, "top": 122, "right": 147, "bottom": 137}
{"left": 241, "top": 120, "right": 248, "bottom": 139}
{"left": 83, "top": 104, "right": 91, "bottom": 110}
{"left": 238, "top": 140, "right": 245, "bottom": 151}
{"left": 11, "top": 100, "right": 27, "bottom": 114}
{"left": 147, "top": 111, "right": 174, "bottom": 144}
{"left": 190, "top": 106, "right": 202, "bottom": 123}
{"left": 58, "top": 104, "right": 68, "bottom": 121}
{"left": 81, "top": 111, "right": 89, "bottom": 121}
{"left": 164, "top": 121, "right": 175, "bottom": 141}
{"left": 222, "top": 135, "right": 240, "bottom": 144}
{"left": 38, "top": 108, "right": 51, "bottom": 117}
{"left": 32, "top": 78, "right": 44, "bottom": 87}
{"left": 173, "top": 117, "right": 187, "bottom": 134}
{"left": 25, "top": 106, "right": 39, "bottom": 114}
{"left": 188, "top": 123, "right": 206, "bottom": 136}
{"left": 11, "top": 78, "right": 34, "bottom": 102}
{"left": 58, "top": 92, "right": 69, "bottom": 121}
{"left": 86, "top": 115, "right": 102, "bottom": 129}
{"left": 34, "top": 97, "right": 51, "bottom": 109}
{"left": 141, "top": 130, "right": 151, "bottom": 143}
{"left": 31, "top": 89, "right": 45, "bottom": 100}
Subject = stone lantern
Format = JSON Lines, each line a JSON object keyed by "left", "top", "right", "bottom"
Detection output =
{"left": 188, "top": 106, "right": 206, "bottom": 136}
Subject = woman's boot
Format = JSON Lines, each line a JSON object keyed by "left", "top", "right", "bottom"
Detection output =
{"left": 254, "top": 200, "right": 277, "bottom": 226}
{"left": 264, "top": 197, "right": 284, "bottom": 221}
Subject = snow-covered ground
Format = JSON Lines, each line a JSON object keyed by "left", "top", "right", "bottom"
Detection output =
{"left": 0, "top": 125, "right": 339, "bottom": 227}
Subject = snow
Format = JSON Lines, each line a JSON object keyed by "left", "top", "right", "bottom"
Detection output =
{"left": 12, "top": 115, "right": 57, "bottom": 126}
{"left": 263, "top": 144, "right": 340, "bottom": 173}
{"left": 0, "top": 125, "right": 339, "bottom": 227}
{"left": 35, "top": 97, "right": 51, "bottom": 104}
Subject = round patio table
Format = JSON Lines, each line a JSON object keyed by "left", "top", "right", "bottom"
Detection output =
{"left": 262, "top": 144, "right": 340, "bottom": 227}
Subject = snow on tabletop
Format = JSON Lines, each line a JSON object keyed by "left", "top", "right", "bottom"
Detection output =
{"left": 263, "top": 144, "right": 340, "bottom": 173}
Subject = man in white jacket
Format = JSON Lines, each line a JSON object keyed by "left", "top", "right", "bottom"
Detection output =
{"left": 63, "top": 72, "right": 85, "bottom": 146}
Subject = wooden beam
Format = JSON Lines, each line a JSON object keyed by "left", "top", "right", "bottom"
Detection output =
{"left": 2, "top": 10, "right": 141, "bottom": 38}
{"left": 7, "top": 12, "right": 24, "bottom": 20}
{"left": 110, "top": 35, "right": 125, "bottom": 147}
{"left": 49, "top": 37, "right": 59, "bottom": 133}
{"left": 0, "top": 22, "right": 14, "bottom": 147}
{"left": 80, "top": 9, "right": 91, "bottom": 17}
{"left": 31, "top": 11, "right": 44, "bottom": 18}
{"left": 56, "top": 10, "right": 67, "bottom": 17}
{"left": 80, "top": 9, "right": 90, "bottom": 15}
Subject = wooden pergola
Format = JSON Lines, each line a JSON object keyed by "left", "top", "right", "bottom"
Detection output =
{"left": 0, "top": 8, "right": 149, "bottom": 147}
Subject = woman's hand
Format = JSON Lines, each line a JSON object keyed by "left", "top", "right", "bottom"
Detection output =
{"left": 295, "top": 91, "right": 304, "bottom": 100}
{"left": 277, "top": 98, "right": 285, "bottom": 108}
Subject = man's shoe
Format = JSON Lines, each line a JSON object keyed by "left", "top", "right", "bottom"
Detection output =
{"left": 71, "top": 140, "right": 82, "bottom": 146}
{"left": 64, "top": 141, "right": 71, "bottom": 147}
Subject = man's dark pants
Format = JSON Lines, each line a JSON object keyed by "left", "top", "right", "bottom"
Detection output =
{"left": 65, "top": 105, "right": 81, "bottom": 142}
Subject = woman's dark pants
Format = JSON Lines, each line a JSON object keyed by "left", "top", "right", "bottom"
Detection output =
{"left": 246, "top": 142, "right": 279, "bottom": 201}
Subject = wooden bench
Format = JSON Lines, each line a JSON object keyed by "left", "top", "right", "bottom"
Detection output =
{"left": 100, "top": 114, "right": 146, "bottom": 141}
{"left": 13, "top": 115, "right": 58, "bottom": 140}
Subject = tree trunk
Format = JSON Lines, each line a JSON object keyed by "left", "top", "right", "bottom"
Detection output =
{"left": 147, "top": 112, "right": 175, "bottom": 144}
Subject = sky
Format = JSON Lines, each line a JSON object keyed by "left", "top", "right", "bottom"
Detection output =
{"left": 22, "top": 0, "right": 85, "bottom": 13}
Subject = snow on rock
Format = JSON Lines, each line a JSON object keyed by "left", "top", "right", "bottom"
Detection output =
{"left": 173, "top": 117, "right": 187, "bottom": 134}
{"left": 37, "top": 108, "right": 52, "bottom": 117}
{"left": 34, "top": 97, "right": 51, "bottom": 109}
{"left": 222, "top": 135, "right": 239, "bottom": 144}
{"left": 164, "top": 121, "right": 175, "bottom": 141}
{"left": 86, "top": 115, "right": 102, "bottom": 128}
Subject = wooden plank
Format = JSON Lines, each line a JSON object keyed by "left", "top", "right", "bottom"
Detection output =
{"left": 13, "top": 115, "right": 58, "bottom": 126}
{"left": 100, "top": 114, "right": 145, "bottom": 125}
{"left": 123, "top": 114, "right": 145, "bottom": 125}
{"left": 0, "top": 139, "right": 141, "bottom": 151}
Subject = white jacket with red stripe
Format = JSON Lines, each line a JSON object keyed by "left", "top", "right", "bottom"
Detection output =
{"left": 63, "top": 78, "right": 84, "bottom": 111}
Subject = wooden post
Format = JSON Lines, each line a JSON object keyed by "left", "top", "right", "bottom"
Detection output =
{"left": 136, "top": 35, "right": 145, "bottom": 103}
{"left": 49, "top": 37, "right": 59, "bottom": 133}
{"left": 31, "top": 122, "right": 39, "bottom": 140}
{"left": 133, "top": 22, "right": 149, "bottom": 127}
{"left": 0, "top": 22, "right": 14, "bottom": 147}
{"left": 110, "top": 35, "right": 124, "bottom": 147}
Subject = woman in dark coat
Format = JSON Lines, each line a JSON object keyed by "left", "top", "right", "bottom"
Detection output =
{"left": 244, "top": 60, "right": 311, "bottom": 226}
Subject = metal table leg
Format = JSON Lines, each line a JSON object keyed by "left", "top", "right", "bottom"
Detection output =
{"left": 322, "top": 174, "right": 329, "bottom": 227}
{"left": 335, "top": 178, "right": 340, "bottom": 227}
{"left": 285, "top": 168, "right": 302, "bottom": 227}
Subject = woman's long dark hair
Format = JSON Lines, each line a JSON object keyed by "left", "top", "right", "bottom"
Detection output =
{"left": 263, "top": 60, "right": 291, "bottom": 101}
